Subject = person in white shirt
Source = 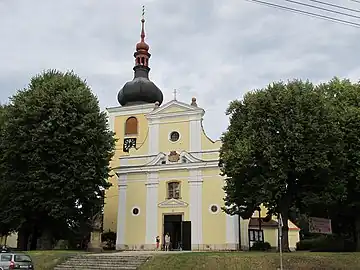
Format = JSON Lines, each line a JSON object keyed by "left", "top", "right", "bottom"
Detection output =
{"left": 164, "top": 233, "right": 171, "bottom": 251}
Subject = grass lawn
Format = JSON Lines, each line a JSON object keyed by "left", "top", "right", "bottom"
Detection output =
{"left": 25, "top": 250, "right": 82, "bottom": 270}
{"left": 140, "top": 251, "right": 360, "bottom": 270}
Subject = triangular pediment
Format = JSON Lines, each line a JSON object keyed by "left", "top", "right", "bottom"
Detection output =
{"left": 148, "top": 100, "right": 204, "bottom": 117}
{"left": 158, "top": 198, "right": 189, "bottom": 208}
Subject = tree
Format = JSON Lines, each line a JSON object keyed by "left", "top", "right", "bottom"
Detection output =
{"left": 316, "top": 78, "right": 360, "bottom": 250}
{"left": 220, "top": 79, "right": 344, "bottom": 251}
{"left": 0, "top": 70, "right": 115, "bottom": 250}
{"left": 0, "top": 104, "right": 5, "bottom": 125}
{"left": 0, "top": 104, "right": 12, "bottom": 237}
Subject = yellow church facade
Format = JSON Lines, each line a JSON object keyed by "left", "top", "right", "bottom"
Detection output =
{"left": 102, "top": 14, "right": 300, "bottom": 251}
{"left": 104, "top": 99, "right": 250, "bottom": 250}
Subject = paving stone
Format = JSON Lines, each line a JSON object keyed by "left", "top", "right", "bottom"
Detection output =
{"left": 54, "top": 254, "right": 152, "bottom": 270}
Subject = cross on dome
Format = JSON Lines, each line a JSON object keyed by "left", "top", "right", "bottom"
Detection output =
{"left": 136, "top": 5, "right": 149, "bottom": 53}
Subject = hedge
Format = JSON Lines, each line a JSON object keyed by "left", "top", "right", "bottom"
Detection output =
{"left": 296, "top": 235, "right": 356, "bottom": 252}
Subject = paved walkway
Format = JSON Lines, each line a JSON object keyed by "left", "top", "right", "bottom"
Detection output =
{"left": 86, "top": 250, "right": 191, "bottom": 256}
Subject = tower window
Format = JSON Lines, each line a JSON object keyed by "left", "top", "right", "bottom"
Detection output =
{"left": 125, "top": 117, "right": 138, "bottom": 135}
{"left": 167, "top": 181, "right": 180, "bottom": 199}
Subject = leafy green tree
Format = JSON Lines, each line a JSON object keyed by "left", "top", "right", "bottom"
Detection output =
{"left": 0, "top": 104, "right": 13, "bottom": 237}
{"left": 220, "top": 79, "right": 344, "bottom": 251}
{"left": 315, "top": 78, "right": 360, "bottom": 250}
{"left": 0, "top": 70, "right": 115, "bottom": 249}
{"left": 0, "top": 104, "right": 5, "bottom": 125}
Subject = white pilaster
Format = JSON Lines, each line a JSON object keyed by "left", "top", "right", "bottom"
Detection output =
{"left": 226, "top": 214, "right": 239, "bottom": 250}
{"left": 106, "top": 110, "right": 115, "bottom": 132}
{"left": 189, "top": 169, "right": 203, "bottom": 249}
{"left": 116, "top": 174, "right": 127, "bottom": 250}
{"left": 189, "top": 116, "right": 202, "bottom": 158}
{"left": 148, "top": 119, "right": 160, "bottom": 156}
{"left": 145, "top": 172, "right": 159, "bottom": 248}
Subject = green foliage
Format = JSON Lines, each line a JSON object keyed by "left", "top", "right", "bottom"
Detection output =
{"left": 0, "top": 104, "right": 6, "bottom": 126}
{"left": 220, "top": 79, "right": 345, "bottom": 250}
{"left": 250, "top": 241, "right": 271, "bottom": 251}
{"left": 315, "top": 78, "right": 360, "bottom": 249}
{"left": 296, "top": 235, "right": 356, "bottom": 252}
{"left": 101, "top": 230, "right": 116, "bottom": 250}
{"left": 0, "top": 70, "right": 115, "bottom": 239}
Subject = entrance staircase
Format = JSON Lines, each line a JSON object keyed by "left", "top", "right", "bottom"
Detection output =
{"left": 54, "top": 254, "right": 152, "bottom": 270}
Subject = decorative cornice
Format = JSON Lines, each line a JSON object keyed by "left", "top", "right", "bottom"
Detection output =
{"left": 118, "top": 149, "right": 219, "bottom": 161}
{"left": 106, "top": 103, "right": 155, "bottom": 116}
{"left": 113, "top": 150, "right": 219, "bottom": 174}
{"left": 114, "top": 160, "right": 219, "bottom": 174}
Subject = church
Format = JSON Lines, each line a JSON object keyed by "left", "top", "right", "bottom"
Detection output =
{"left": 102, "top": 14, "right": 300, "bottom": 251}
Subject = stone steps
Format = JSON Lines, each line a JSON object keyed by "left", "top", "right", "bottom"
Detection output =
{"left": 54, "top": 255, "right": 152, "bottom": 270}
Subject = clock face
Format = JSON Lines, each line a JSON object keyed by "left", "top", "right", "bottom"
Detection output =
{"left": 123, "top": 138, "right": 136, "bottom": 152}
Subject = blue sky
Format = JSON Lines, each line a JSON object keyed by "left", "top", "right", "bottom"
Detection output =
{"left": 0, "top": 0, "right": 359, "bottom": 139}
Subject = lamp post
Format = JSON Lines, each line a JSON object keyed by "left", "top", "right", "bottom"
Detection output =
{"left": 278, "top": 183, "right": 288, "bottom": 270}
{"left": 278, "top": 214, "right": 283, "bottom": 270}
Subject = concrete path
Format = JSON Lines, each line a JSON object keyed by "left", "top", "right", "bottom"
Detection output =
{"left": 86, "top": 250, "right": 191, "bottom": 256}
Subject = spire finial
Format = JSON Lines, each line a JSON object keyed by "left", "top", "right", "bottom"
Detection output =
{"left": 135, "top": 5, "right": 150, "bottom": 66}
{"left": 141, "top": 5, "right": 145, "bottom": 42}
{"left": 173, "top": 89, "right": 177, "bottom": 100}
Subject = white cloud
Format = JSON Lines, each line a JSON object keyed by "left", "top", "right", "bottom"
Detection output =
{"left": 0, "top": 0, "right": 359, "bottom": 139}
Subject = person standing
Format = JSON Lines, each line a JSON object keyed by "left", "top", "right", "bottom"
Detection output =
{"left": 155, "top": 236, "right": 160, "bottom": 250}
{"left": 164, "top": 233, "right": 171, "bottom": 251}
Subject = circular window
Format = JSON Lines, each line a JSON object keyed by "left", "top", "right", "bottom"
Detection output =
{"left": 169, "top": 131, "right": 180, "bottom": 142}
{"left": 131, "top": 207, "right": 140, "bottom": 216}
{"left": 209, "top": 204, "right": 219, "bottom": 214}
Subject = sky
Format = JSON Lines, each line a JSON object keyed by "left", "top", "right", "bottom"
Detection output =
{"left": 0, "top": 0, "right": 359, "bottom": 140}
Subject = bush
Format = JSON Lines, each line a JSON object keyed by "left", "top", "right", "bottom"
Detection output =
{"left": 296, "top": 238, "right": 316, "bottom": 251}
{"left": 101, "top": 231, "right": 116, "bottom": 250}
{"left": 296, "top": 235, "right": 356, "bottom": 252}
{"left": 250, "top": 241, "right": 271, "bottom": 251}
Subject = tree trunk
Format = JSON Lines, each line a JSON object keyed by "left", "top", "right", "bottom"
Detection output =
{"left": 17, "top": 227, "right": 30, "bottom": 251}
{"left": 281, "top": 208, "right": 291, "bottom": 252}
{"left": 355, "top": 216, "right": 360, "bottom": 251}
{"left": 30, "top": 227, "right": 39, "bottom": 250}
{"left": 38, "top": 229, "right": 53, "bottom": 250}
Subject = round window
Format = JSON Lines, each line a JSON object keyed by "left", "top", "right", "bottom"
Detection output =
{"left": 132, "top": 207, "right": 140, "bottom": 216}
{"left": 170, "top": 131, "right": 180, "bottom": 142}
{"left": 209, "top": 204, "right": 219, "bottom": 214}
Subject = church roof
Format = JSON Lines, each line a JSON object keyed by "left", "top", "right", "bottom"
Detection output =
{"left": 249, "top": 218, "right": 279, "bottom": 228}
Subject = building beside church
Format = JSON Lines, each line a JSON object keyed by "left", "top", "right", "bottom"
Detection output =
{"left": 103, "top": 15, "right": 300, "bottom": 251}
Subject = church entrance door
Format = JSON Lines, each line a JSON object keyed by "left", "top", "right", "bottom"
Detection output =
{"left": 163, "top": 214, "right": 191, "bottom": 251}
{"left": 181, "top": 221, "right": 191, "bottom": 251}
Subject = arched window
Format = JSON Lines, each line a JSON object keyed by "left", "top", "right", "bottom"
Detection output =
{"left": 167, "top": 181, "right": 180, "bottom": 199}
{"left": 125, "top": 117, "right": 138, "bottom": 135}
